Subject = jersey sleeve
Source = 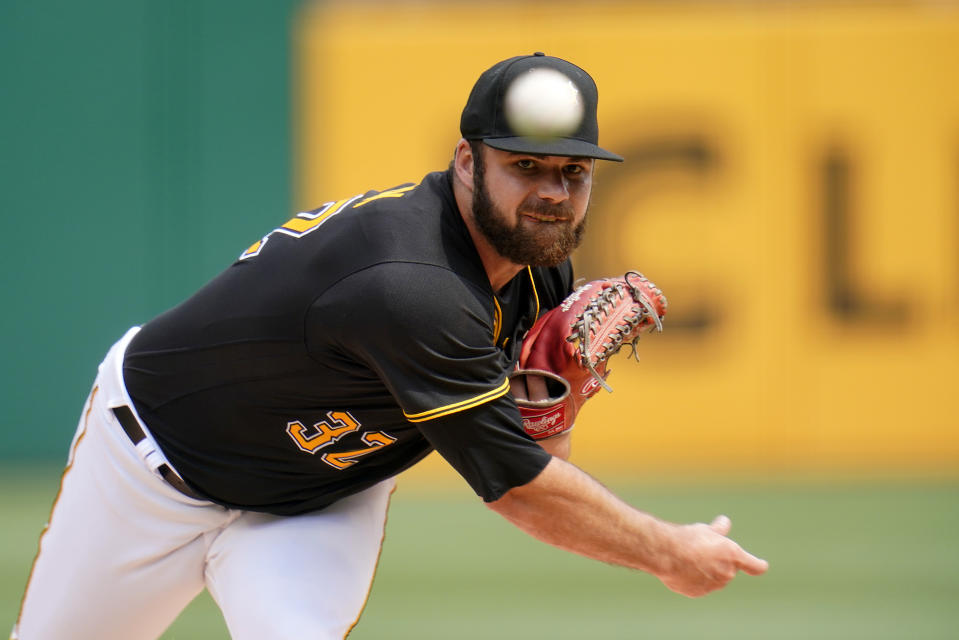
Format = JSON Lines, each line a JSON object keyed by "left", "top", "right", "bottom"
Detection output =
{"left": 415, "top": 394, "right": 551, "bottom": 502}
{"left": 307, "top": 262, "right": 514, "bottom": 423}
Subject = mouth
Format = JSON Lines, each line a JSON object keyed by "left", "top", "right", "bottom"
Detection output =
{"left": 520, "top": 211, "right": 570, "bottom": 223}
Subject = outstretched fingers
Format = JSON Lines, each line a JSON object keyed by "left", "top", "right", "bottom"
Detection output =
{"left": 737, "top": 549, "right": 769, "bottom": 576}
{"left": 709, "top": 514, "right": 770, "bottom": 577}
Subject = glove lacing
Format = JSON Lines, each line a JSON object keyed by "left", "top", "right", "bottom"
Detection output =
{"left": 569, "top": 271, "right": 665, "bottom": 393}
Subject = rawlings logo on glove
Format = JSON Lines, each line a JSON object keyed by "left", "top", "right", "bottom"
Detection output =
{"left": 510, "top": 271, "right": 667, "bottom": 440}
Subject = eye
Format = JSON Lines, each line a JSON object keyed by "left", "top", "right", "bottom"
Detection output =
{"left": 564, "top": 163, "right": 590, "bottom": 177}
{"left": 516, "top": 159, "right": 536, "bottom": 170}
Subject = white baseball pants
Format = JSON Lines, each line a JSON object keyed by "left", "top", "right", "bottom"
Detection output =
{"left": 12, "top": 328, "right": 395, "bottom": 640}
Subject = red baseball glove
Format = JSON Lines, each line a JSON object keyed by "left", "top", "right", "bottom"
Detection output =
{"left": 510, "top": 271, "right": 667, "bottom": 439}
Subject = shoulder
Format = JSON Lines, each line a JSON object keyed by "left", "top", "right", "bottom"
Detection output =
{"left": 310, "top": 261, "right": 495, "bottom": 341}
{"left": 237, "top": 171, "right": 454, "bottom": 264}
{"left": 355, "top": 261, "right": 490, "bottom": 317}
{"left": 343, "top": 170, "right": 454, "bottom": 226}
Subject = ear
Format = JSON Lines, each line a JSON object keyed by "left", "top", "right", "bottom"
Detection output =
{"left": 453, "top": 139, "right": 475, "bottom": 192}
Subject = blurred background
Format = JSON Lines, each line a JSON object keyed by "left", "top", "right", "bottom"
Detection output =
{"left": 2, "top": 0, "right": 957, "bottom": 638}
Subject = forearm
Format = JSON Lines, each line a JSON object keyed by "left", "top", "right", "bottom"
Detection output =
{"left": 536, "top": 431, "right": 571, "bottom": 460}
{"left": 488, "top": 456, "right": 673, "bottom": 573}
{"left": 487, "top": 456, "right": 769, "bottom": 596}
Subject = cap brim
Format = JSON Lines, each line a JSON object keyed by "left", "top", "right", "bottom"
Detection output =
{"left": 482, "top": 136, "right": 624, "bottom": 162}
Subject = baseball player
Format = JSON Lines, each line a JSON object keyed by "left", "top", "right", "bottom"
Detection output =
{"left": 12, "top": 53, "right": 768, "bottom": 640}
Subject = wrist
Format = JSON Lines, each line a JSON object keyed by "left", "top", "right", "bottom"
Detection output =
{"left": 634, "top": 515, "right": 683, "bottom": 577}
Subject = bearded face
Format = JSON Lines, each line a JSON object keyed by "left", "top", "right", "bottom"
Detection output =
{"left": 471, "top": 146, "right": 588, "bottom": 268}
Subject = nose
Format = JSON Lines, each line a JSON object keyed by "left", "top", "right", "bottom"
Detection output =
{"left": 536, "top": 168, "right": 570, "bottom": 203}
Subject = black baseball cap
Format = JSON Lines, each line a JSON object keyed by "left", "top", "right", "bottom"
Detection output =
{"left": 460, "top": 52, "right": 623, "bottom": 162}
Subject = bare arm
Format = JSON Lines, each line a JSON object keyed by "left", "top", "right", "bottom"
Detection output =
{"left": 536, "top": 431, "right": 571, "bottom": 459}
{"left": 487, "top": 457, "right": 768, "bottom": 597}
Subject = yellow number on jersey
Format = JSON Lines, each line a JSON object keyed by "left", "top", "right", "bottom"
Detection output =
{"left": 239, "top": 184, "right": 417, "bottom": 260}
{"left": 287, "top": 412, "right": 397, "bottom": 470}
{"left": 286, "top": 411, "right": 360, "bottom": 453}
{"left": 321, "top": 432, "right": 397, "bottom": 470}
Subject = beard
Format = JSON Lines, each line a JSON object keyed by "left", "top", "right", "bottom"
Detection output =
{"left": 471, "top": 161, "right": 587, "bottom": 268}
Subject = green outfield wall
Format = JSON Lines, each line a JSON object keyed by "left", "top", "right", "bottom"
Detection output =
{"left": 0, "top": 0, "right": 301, "bottom": 458}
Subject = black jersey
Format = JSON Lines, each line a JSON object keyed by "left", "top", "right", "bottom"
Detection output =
{"left": 123, "top": 170, "right": 573, "bottom": 515}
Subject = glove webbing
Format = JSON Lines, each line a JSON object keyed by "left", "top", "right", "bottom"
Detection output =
{"left": 568, "top": 271, "right": 663, "bottom": 393}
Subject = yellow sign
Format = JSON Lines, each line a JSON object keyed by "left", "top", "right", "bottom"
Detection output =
{"left": 295, "top": 1, "right": 959, "bottom": 475}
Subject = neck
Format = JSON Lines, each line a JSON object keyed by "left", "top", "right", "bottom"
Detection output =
{"left": 471, "top": 230, "right": 526, "bottom": 294}
{"left": 453, "top": 179, "right": 525, "bottom": 293}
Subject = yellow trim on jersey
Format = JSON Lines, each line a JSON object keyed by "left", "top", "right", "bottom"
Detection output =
{"left": 527, "top": 266, "right": 541, "bottom": 321}
{"left": 491, "top": 296, "right": 503, "bottom": 345}
{"left": 403, "top": 378, "right": 511, "bottom": 423}
{"left": 354, "top": 184, "right": 417, "bottom": 208}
